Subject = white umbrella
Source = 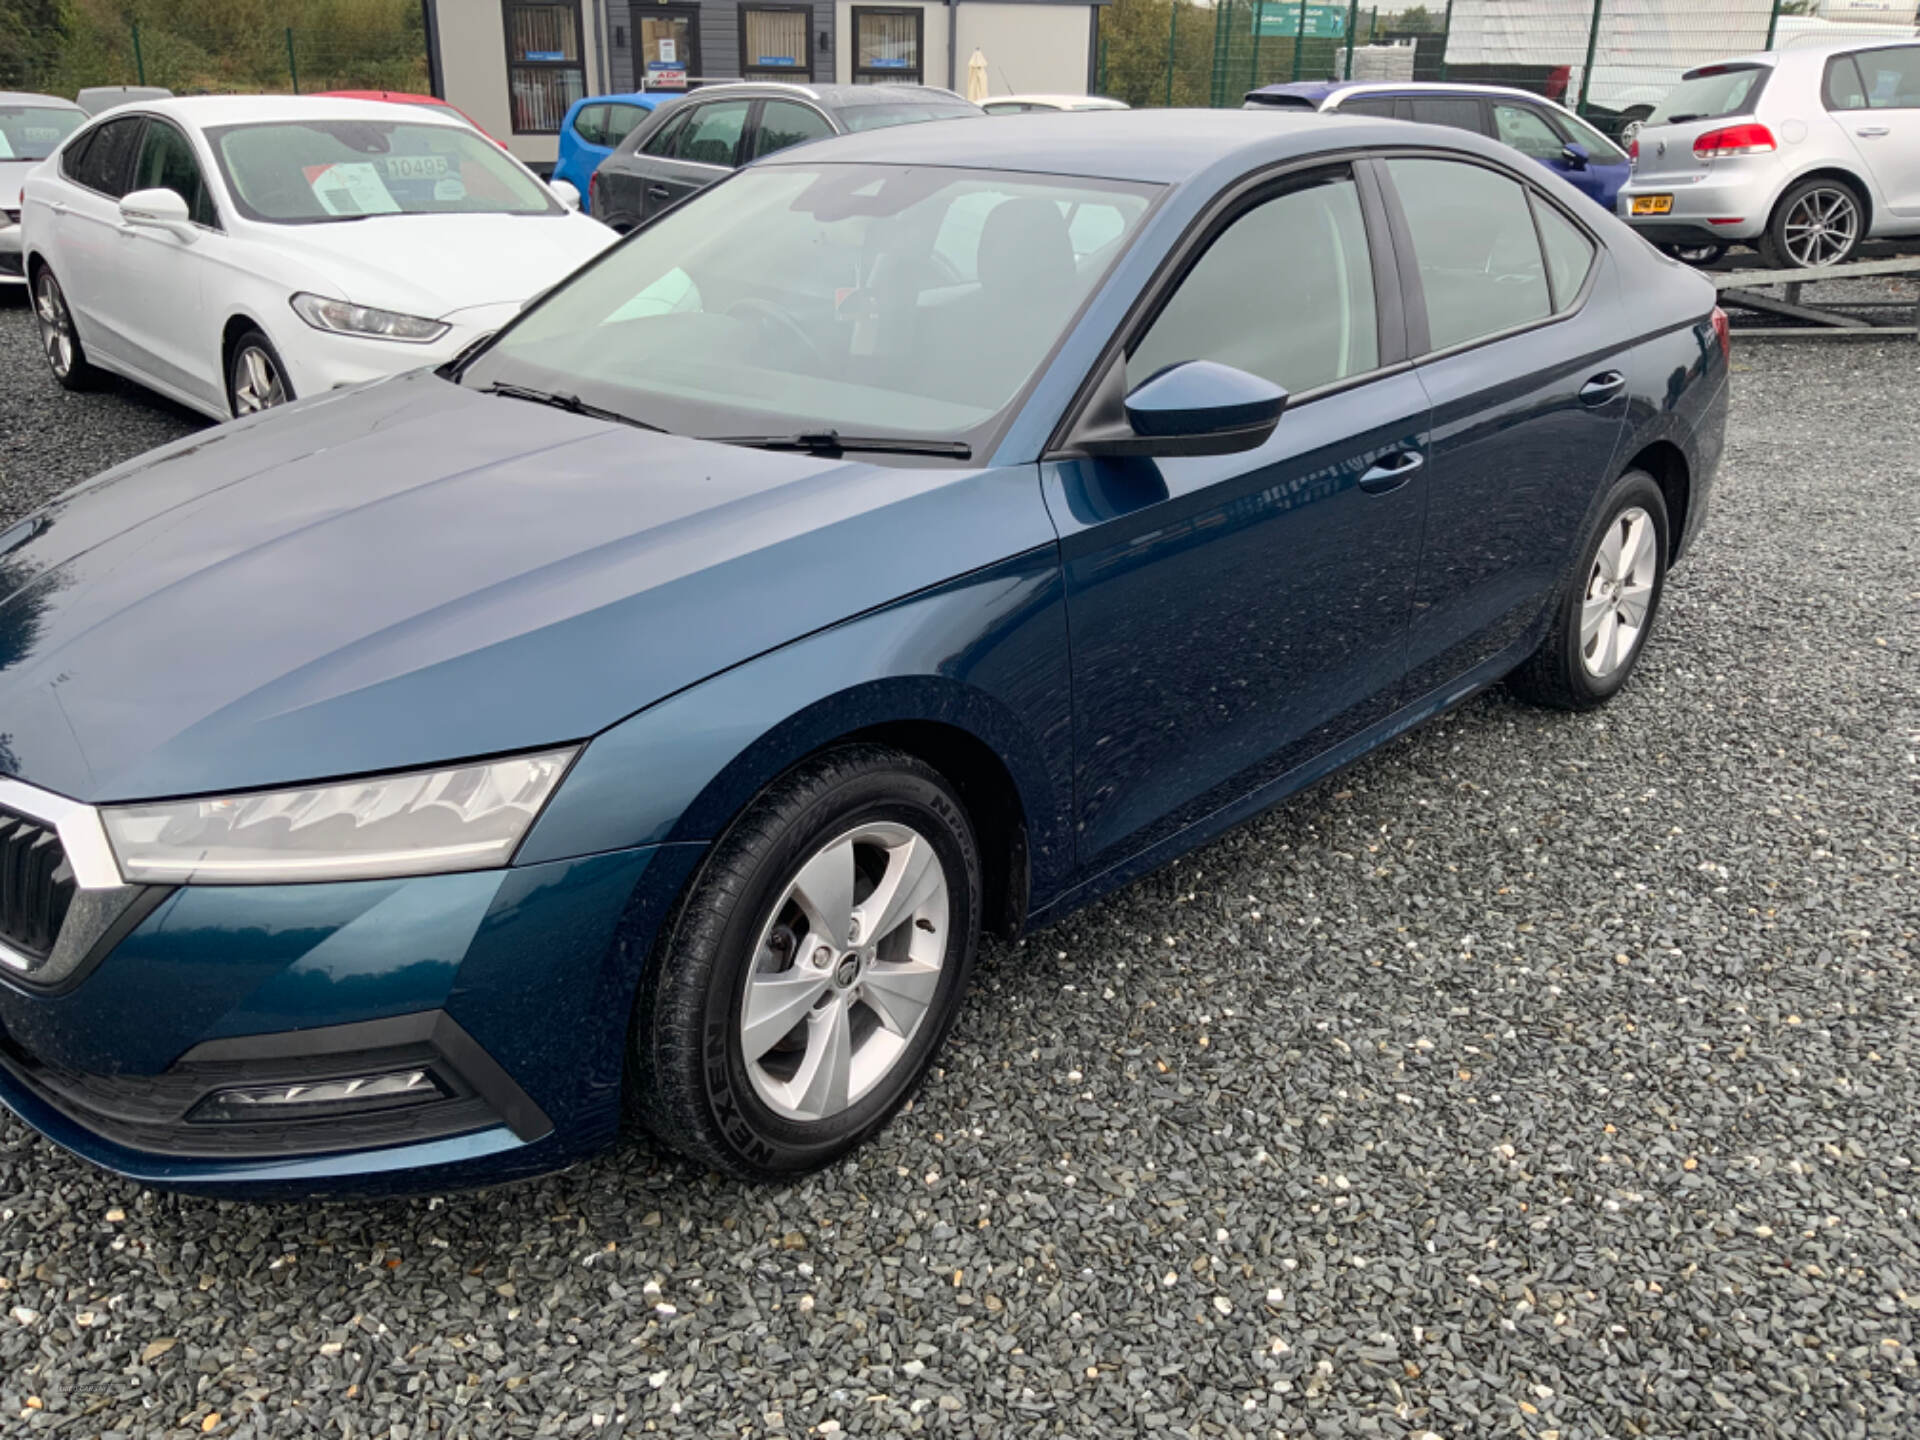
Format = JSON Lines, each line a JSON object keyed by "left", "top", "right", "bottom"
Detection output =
{"left": 966, "top": 49, "right": 989, "bottom": 104}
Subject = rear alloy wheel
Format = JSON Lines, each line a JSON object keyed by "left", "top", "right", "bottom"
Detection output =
{"left": 628, "top": 744, "right": 982, "bottom": 1180}
{"left": 32, "top": 266, "right": 97, "bottom": 391}
{"left": 226, "top": 329, "right": 294, "bottom": 417}
{"left": 1507, "top": 471, "right": 1669, "bottom": 710}
{"left": 1759, "top": 179, "right": 1863, "bottom": 270}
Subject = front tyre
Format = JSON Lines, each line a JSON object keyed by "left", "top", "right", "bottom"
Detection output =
{"left": 226, "top": 327, "right": 294, "bottom": 417}
{"left": 1508, "top": 471, "right": 1669, "bottom": 711}
{"left": 629, "top": 744, "right": 982, "bottom": 1180}
{"left": 32, "top": 266, "right": 98, "bottom": 391}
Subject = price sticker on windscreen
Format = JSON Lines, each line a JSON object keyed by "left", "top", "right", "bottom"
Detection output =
{"left": 383, "top": 153, "right": 450, "bottom": 182}
{"left": 303, "top": 162, "right": 401, "bottom": 216}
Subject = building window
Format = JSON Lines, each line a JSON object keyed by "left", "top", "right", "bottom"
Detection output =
{"left": 742, "top": 6, "right": 813, "bottom": 81}
{"left": 503, "top": 0, "right": 587, "bottom": 133}
{"left": 852, "top": 7, "right": 922, "bottom": 85}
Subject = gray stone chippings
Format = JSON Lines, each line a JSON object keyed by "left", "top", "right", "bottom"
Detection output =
{"left": 1, "top": 293, "right": 1917, "bottom": 1438}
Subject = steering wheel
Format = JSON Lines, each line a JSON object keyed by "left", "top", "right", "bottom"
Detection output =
{"left": 726, "top": 297, "right": 825, "bottom": 369}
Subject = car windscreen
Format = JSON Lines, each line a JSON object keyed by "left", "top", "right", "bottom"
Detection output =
{"left": 205, "top": 119, "right": 555, "bottom": 223}
{"left": 1650, "top": 65, "right": 1769, "bottom": 125}
{"left": 460, "top": 163, "right": 1159, "bottom": 451}
{"left": 839, "top": 103, "right": 982, "bottom": 133}
{"left": 0, "top": 105, "right": 85, "bottom": 162}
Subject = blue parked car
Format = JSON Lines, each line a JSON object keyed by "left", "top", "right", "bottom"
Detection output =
{"left": 1247, "top": 81, "right": 1634, "bottom": 214}
{"left": 553, "top": 91, "right": 672, "bottom": 215}
{"left": 0, "top": 110, "right": 1727, "bottom": 1196}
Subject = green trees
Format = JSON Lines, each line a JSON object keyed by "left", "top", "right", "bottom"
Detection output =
{"left": 0, "top": 0, "right": 428, "bottom": 95}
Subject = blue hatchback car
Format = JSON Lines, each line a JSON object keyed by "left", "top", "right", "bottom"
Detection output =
{"left": 0, "top": 111, "right": 1727, "bottom": 1196}
{"left": 1246, "top": 81, "right": 1634, "bottom": 214}
{"left": 553, "top": 91, "right": 671, "bottom": 214}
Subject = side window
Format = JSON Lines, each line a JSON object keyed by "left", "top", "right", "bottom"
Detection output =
{"left": 640, "top": 108, "right": 689, "bottom": 157}
{"left": 1387, "top": 157, "right": 1550, "bottom": 350}
{"left": 1531, "top": 196, "right": 1595, "bottom": 312}
{"left": 1492, "top": 103, "right": 1565, "bottom": 159}
{"left": 753, "top": 99, "right": 834, "bottom": 159}
{"left": 133, "top": 120, "right": 216, "bottom": 226}
{"left": 1339, "top": 97, "right": 1398, "bottom": 118}
{"left": 1128, "top": 171, "right": 1379, "bottom": 396}
{"left": 604, "top": 103, "right": 648, "bottom": 147}
{"left": 76, "top": 117, "right": 145, "bottom": 198}
{"left": 1857, "top": 47, "right": 1920, "bottom": 108}
{"left": 573, "top": 104, "right": 608, "bottom": 147}
{"left": 1407, "top": 98, "right": 1485, "bottom": 135}
{"left": 60, "top": 126, "right": 98, "bottom": 183}
{"left": 1825, "top": 56, "right": 1869, "bottom": 111}
{"left": 675, "top": 100, "right": 751, "bottom": 166}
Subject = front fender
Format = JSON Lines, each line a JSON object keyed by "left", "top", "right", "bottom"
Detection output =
{"left": 517, "top": 544, "right": 1078, "bottom": 908}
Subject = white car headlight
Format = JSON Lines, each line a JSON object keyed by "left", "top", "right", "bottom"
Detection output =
{"left": 290, "top": 291, "right": 450, "bottom": 343}
{"left": 102, "top": 749, "right": 576, "bottom": 884}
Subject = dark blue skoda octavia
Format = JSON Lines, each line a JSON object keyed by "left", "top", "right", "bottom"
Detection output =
{"left": 0, "top": 111, "right": 1728, "bottom": 1195}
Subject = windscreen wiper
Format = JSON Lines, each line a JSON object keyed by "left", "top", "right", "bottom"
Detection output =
{"left": 481, "top": 382, "right": 664, "bottom": 432}
{"left": 711, "top": 431, "right": 972, "bottom": 460}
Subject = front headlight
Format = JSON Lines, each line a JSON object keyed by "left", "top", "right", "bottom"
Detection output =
{"left": 102, "top": 749, "right": 576, "bottom": 884}
{"left": 289, "top": 291, "right": 450, "bottom": 343}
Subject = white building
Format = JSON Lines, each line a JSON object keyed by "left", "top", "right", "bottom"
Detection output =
{"left": 425, "top": 0, "right": 1111, "bottom": 168}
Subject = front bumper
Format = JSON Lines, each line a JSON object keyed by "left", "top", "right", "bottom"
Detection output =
{"left": 0, "top": 838, "right": 705, "bottom": 1197}
{"left": 1, "top": 218, "right": 23, "bottom": 283}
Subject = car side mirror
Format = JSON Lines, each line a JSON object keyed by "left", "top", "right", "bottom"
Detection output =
{"left": 1071, "top": 359, "right": 1287, "bottom": 458}
{"left": 548, "top": 178, "right": 582, "bottom": 211}
{"left": 1560, "top": 142, "right": 1590, "bottom": 171}
{"left": 118, "top": 187, "right": 194, "bottom": 238}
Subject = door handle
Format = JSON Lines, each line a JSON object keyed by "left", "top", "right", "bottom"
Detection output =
{"left": 1856, "top": 126, "right": 1891, "bottom": 137}
{"left": 646, "top": 185, "right": 670, "bottom": 200}
{"left": 1580, "top": 371, "right": 1627, "bottom": 405}
{"left": 1357, "top": 449, "right": 1424, "bottom": 495}
{"left": 49, "top": 201, "right": 69, "bottom": 216}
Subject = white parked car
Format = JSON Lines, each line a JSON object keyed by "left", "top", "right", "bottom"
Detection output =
{"left": 20, "top": 96, "right": 614, "bottom": 420}
{"left": 981, "top": 95, "right": 1129, "bottom": 115}
{"left": 2, "top": 91, "right": 87, "bottom": 287}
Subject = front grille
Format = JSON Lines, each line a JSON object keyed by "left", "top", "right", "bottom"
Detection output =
{"left": 1, "top": 208, "right": 19, "bottom": 224}
{"left": 0, "top": 254, "right": 21, "bottom": 278}
{"left": 0, "top": 806, "right": 75, "bottom": 962}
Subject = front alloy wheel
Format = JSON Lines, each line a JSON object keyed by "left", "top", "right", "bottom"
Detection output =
{"left": 628, "top": 744, "right": 982, "bottom": 1180}
{"left": 229, "top": 340, "right": 288, "bottom": 415}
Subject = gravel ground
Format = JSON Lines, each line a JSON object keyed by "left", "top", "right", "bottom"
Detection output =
{"left": 0, "top": 290, "right": 1916, "bottom": 1439}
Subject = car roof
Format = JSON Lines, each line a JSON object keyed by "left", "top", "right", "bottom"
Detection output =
{"left": 567, "top": 91, "right": 665, "bottom": 110}
{"left": 1252, "top": 79, "right": 1581, "bottom": 109}
{"left": 757, "top": 106, "right": 1503, "bottom": 184}
{"left": 690, "top": 81, "right": 974, "bottom": 109}
{"left": 86, "top": 95, "right": 475, "bottom": 129}
{"left": 0, "top": 91, "right": 84, "bottom": 110}
{"left": 987, "top": 94, "right": 1128, "bottom": 108}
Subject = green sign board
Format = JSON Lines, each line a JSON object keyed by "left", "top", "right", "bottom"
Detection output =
{"left": 1253, "top": 2, "right": 1348, "bottom": 38}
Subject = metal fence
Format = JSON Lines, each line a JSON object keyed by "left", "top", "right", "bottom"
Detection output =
{"left": 1100, "top": 0, "right": 1920, "bottom": 131}
{"left": 106, "top": 22, "right": 429, "bottom": 97}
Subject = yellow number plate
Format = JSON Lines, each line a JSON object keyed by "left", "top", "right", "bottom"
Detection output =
{"left": 1631, "top": 195, "right": 1674, "bottom": 216}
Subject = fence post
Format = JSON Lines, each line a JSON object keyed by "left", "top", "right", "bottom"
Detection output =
{"left": 1439, "top": 0, "right": 1454, "bottom": 78}
{"left": 1249, "top": 5, "right": 1264, "bottom": 92}
{"left": 1577, "top": 0, "right": 1603, "bottom": 114}
{"left": 286, "top": 28, "right": 300, "bottom": 93}
{"left": 1762, "top": 0, "right": 1783, "bottom": 50}
{"left": 1166, "top": 0, "right": 1178, "bottom": 106}
{"left": 1098, "top": 32, "right": 1108, "bottom": 93}
{"left": 1292, "top": 0, "right": 1308, "bottom": 81}
{"left": 1343, "top": 0, "right": 1358, "bottom": 79}
{"left": 1207, "top": 0, "right": 1227, "bottom": 107}
{"left": 131, "top": 23, "right": 145, "bottom": 84}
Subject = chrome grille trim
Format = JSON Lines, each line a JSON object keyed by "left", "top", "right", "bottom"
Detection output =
{"left": 0, "top": 778, "right": 124, "bottom": 890}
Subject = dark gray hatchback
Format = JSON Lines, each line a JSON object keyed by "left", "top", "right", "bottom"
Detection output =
{"left": 589, "top": 82, "right": 981, "bottom": 231}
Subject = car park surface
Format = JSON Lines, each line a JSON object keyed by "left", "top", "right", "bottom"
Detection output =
{"left": 19, "top": 95, "right": 613, "bottom": 419}
{"left": 0, "top": 110, "right": 1724, "bottom": 1197}
{"left": 1246, "top": 80, "right": 1634, "bottom": 213}
{"left": 590, "top": 82, "right": 981, "bottom": 231}
{"left": 0, "top": 280, "right": 1914, "bottom": 1435}
{"left": 1620, "top": 42, "right": 1920, "bottom": 268}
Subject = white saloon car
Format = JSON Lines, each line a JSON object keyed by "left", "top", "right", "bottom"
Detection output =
{"left": 20, "top": 96, "right": 614, "bottom": 419}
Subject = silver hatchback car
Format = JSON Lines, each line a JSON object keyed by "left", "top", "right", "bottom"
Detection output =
{"left": 1619, "top": 42, "right": 1920, "bottom": 268}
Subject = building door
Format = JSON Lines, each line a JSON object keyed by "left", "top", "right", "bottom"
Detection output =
{"left": 632, "top": 2, "right": 703, "bottom": 91}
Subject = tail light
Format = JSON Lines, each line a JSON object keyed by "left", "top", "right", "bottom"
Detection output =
{"left": 588, "top": 171, "right": 601, "bottom": 214}
{"left": 1694, "top": 123, "right": 1776, "bottom": 159}
{"left": 1628, "top": 137, "right": 1639, "bottom": 162}
{"left": 1710, "top": 305, "right": 1730, "bottom": 359}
